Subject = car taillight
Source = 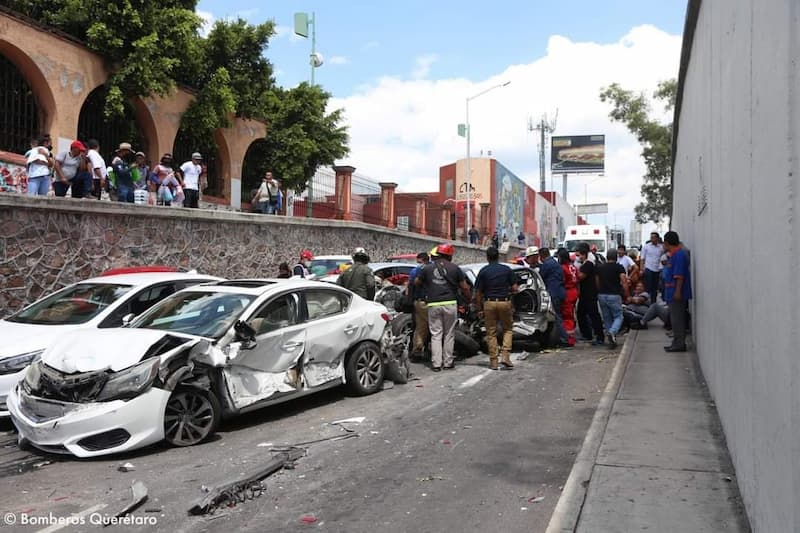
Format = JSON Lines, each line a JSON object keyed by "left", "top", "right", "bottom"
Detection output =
{"left": 593, "top": 229, "right": 600, "bottom": 234}
{"left": 381, "top": 313, "right": 391, "bottom": 322}
{"left": 570, "top": 230, "right": 577, "bottom": 235}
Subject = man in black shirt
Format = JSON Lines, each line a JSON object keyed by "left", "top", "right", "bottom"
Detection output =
{"left": 596, "top": 249, "right": 628, "bottom": 348}
{"left": 415, "top": 243, "right": 471, "bottom": 371}
{"left": 474, "top": 247, "right": 518, "bottom": 370}
{"left": 576, "top": 243, "right": 604, "bottom": 345}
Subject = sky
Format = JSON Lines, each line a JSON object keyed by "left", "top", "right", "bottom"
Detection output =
{"left": 196, "top": 0, "right": 688, "bottom": 241}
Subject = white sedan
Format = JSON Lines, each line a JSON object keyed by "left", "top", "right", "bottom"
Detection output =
{"left": 0, "top": 270, "right": 221, "bottom": 417}
{"left": 8, "top": 279, "right": 392, "bottom": 457}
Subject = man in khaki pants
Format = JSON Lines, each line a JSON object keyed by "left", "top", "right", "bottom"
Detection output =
{"left": 474, "top": 246, "right": 518, "bottom": 370}
{"left": 407, "top": 251, "right": 431, "bottom": 357}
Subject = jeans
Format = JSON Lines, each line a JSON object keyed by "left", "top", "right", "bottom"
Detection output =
{"left": 598, "top": 294, "right": 624, "bottom": 335}
{"left": 27, "top": 176, "right": 50, "bottom": 196}
{"left": 71, "top": 172, "right": 92, "bottom": 198}
{"left": 642, "top": 303, "right": 669, "bottom": 325}
{"left": 643, "top": 269, "right": 660, "bottom": 303}
{"left": 551, "top": 296, "right": 567, "bottom": 343}
{"left": 53, "top": 180, "right": 70, "bottom": 197}
{"left": 116, "top": 184, "right": 134, "bottom": 203}
{"left": 427, "top": 303, "right": 457, "bottom": 368}
{"left": 259, "top": 201, "right": 274, "bottom": 214}
{"left": 183, "top": 188, "right": 199, "bottom": 208}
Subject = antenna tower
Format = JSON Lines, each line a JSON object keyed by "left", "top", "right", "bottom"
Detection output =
{"left": 527, "top": 111, "right": 558, "bottom": 192}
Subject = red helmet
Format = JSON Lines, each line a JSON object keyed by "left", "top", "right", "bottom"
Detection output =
{"left": 300, "top": 250, "right": 314, "bottom": 261}
{"left": 436, "top": 243, "right": 455, "bottom": 257}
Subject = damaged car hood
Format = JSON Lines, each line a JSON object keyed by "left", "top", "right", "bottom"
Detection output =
{"left": 0, "top": 321, "right": 70, "bottom": 360}
{"left": 42, "top": 328, "right": 199, "bottom": 373}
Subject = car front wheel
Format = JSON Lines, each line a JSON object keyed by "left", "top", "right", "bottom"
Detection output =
{"left": 164, "top": 387, "right": 221, "bottom": 447}
{"left": 345, "top": 342, "right": 385, "bottom": 396}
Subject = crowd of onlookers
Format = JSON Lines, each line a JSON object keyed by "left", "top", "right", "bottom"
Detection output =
{"left": 6, "top": 134, "right": 208, "bottom": 208}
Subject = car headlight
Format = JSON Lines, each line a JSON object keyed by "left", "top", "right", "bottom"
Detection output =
{"left": 23, "top": 361, "right": 42, "bottom": 391}
{"left": 0, "top": 350, "right": 44, "bottom": 375}
{"left": 96, "top": 359, "right": 161, "bottom": 402}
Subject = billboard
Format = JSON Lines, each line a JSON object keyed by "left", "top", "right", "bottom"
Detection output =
{"left": 576, "top": 203, "right": 609, "bottom": 215}
{"left": 550, "top": 135, "right": 605, "bottom": 173}
{"left": 494, "top": 162, "right": 526, "bottom": 242}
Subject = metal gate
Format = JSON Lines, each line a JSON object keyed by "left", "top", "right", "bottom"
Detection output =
{"left": 172, "top": 126, "right": 220, "bottom": 197}
{"left": 0, "top": 54, "right": 40, "bottom": 154}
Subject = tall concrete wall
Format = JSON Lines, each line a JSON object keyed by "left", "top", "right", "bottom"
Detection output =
{"left": 671, "top": 1, "right": 799, "bottom": 531}
{"left": 0, "top": 196, "right": 491, "bottom": 316}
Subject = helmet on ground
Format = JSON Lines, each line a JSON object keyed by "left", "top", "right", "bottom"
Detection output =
{"left": 300, "top": 250, "right": 314, "bottom": 261}
{"left": 525, "top": 246, "right": 539, "bottom": 257}
{"left": 436, "top": 243, "right": 455, "bottom": 257}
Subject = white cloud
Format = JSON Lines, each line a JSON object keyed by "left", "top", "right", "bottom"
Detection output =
{"left": 329, "top": 56, "right": 350, "bottom": 66}
{"left": 197, "top": 10, "right": 214, "bottom": 38}
{"left": 411, "top": 53, "right": 439, "bottom": 79}
{"left": 329, "top": 25, "right": 682, "bottom": 235}
{"left": 361, "top": 40, "right": 380, "bottom": 52}
{"left": 275, "top": 24, "right": 305, "bottom": 43}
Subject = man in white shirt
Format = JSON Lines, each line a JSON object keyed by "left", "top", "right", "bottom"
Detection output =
{"left": 86, "top": 139, "right": 107, "bottom": 200}
{"left": 639, "top": 232, "right": 664, "bottom": 302}
{"left": 616, "top": 244, "right": 636, "bottom": 274}
{"left": 178, "top": 152, "right": 204, "bottom": 208}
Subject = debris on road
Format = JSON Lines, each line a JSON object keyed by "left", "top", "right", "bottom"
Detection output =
{"left": 106, "top": 481, "right": 148, "bottom": 526}
{"left": 330, "top": 416, "right": 366, "bottom": 426}
{"left": 571, "top": 397, "right": 586, "bottom": 402}
{"left": 514, "top": 351, "right": 531, "bottom": 361}
{"left": 528, "top": 496, "right": 545, "bottom": 503}
{"left": 299, "top": 514, "right": 318, "bottom": 524}
{"left": 416, "top": 475, "right": 445, "bottom": 482}
{"left": 188, "top": 449, "right": 304, "bottom": 515}
{"left": 723, "top": 476, "right": 733, "bottom": 482}
{"left": 118, "top": 462, "right": 136, "bottom": 472}
{"left": 256, "top": 442, "right": 274, "bottom": 448}
{"left": 381, "top": 380, "right": 395, "bottom": 390}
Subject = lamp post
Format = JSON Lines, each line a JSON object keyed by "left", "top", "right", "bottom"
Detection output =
{"left": 584, "top": 175, "right": 605, "bottom": 205}
{"left": 464, "top": 81, "right": 510, "bottom": 241}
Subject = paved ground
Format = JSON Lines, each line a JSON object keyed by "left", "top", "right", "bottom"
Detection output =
{"left": 0, "top": 342, "right": 616, "bottom": 533}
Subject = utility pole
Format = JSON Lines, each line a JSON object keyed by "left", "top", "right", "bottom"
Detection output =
{"left": 527, "top": 111, "right": 557, "bottom": 192}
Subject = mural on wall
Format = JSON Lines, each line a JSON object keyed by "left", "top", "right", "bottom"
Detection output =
{"left": 494, "top": 162, "right": 525, "bottom": 242}
{"left": 0, "top": 152, "right": 29, "bottom": 193}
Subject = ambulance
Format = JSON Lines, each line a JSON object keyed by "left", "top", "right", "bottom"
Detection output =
{"left": 563, "top": 224, "right": 609, "bottom": 257}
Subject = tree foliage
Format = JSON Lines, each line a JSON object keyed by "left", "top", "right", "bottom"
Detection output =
{"left": 5, "top": 2, "right": 350, "bottom": 195}
{"left": 600, "top": 79, "right": 676, "bottom": 224}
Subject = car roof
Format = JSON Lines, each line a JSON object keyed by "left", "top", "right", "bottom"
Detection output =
{"left": 185, "top": 278, "right": 346, "bottom": 296}
{"left": 78, "top": 272, "right": 223, "bottom": 286}
{"left": 313, "top": 255, "right": 352, "bottom": 261}
{"left": 368, "top": 262, "right": 414, "bottom": 270}
{"left": 461, "top": 262, "right": 530, "bottom": 272}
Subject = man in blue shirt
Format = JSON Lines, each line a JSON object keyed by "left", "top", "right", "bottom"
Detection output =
{"left": 538, "top": 248, "right": 567, "bottom": 346}
{"left": 662, "top": 231, "right": 692, "bottom": 352}
{"left": 475, "top": 247, "right": 518, "bottom": 370}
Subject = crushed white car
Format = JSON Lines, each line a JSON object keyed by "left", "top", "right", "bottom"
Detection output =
{"left": 0, "top": 270, "right": 221, "bottom": 417}
{"left": 8, "top": 279, "right": 393, "bottom": 457}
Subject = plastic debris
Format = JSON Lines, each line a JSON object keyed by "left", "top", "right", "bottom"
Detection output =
{"left": 107, "top": 481, "right": 148, "bottom": 525}
{"left": 299, "top": 515, "right": 317, "bottom": 524}
{"left": 515, "top": 351, "right": 530, "bottom": 361}
{"left": 381, "top": 380, "right": 395, "bottom": 390}
{"left": 528, "top": 496, "right": 545, "bottom": 503}
{"left": 416, "top": 475, "right": 445, "bottom": 482}
{"left": 118, "top": 463, "right": 136, "bottom": 472}
{"left": 571, "top": 397, "right": 586, "bottom": 402}
{"left": 521, "top": 507, "right": 528, "bottom": 511}
{"left": 256, "top": 442, "right": 274, "bottom": 448}
{"left": 723, "top": 476, "right": 733, "bottom": 482}
{"left": 330, "top": 417, "right": 366, "bottom": 426}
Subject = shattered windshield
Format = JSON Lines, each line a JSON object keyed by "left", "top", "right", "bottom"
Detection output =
{"left": 133, "top": 291, "right": 255, "bottom": 339}
{"left": 6, "top": 283, "right": 133, "bottom": 325}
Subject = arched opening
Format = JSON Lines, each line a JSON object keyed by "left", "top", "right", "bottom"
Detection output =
{"left": 0, "top": 53, "right": 41, "bottom": 154}
{"left": 172, "top": 126, "right": 221, "bottom": 197}
{"left": 241, "top": 138, "right": 269, "bottom": 204}
{"left": 77, "top": 86, "right": 145, "bottom": 163}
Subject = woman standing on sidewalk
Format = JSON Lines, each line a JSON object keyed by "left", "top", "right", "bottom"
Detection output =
{"left": 558, "top": 249, "right": 578, "bottom": 347}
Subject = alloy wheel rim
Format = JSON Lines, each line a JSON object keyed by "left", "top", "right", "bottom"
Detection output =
{"left": 356, "top": 347, "right": 382, "bottom": 388}
{"left": 164, "top": 391, "right": 214, "bottom": 445}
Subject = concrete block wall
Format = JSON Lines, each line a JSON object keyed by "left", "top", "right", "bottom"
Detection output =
{"left": 671, "top": 1, "right": 799, "bottom": 531}
{"left": 0, "top": 196, "right": 493, "bottom": 316}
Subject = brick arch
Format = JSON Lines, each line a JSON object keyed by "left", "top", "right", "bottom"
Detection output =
{"left": 130, "top": 96, "right": 159, "bottom": 163}
{"left": 0, "top": 39, "right": 57, "bottom": 135}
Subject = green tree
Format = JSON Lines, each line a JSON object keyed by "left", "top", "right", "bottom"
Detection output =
{"left": 600, "top": 79, "right": 676, "bottom": 224}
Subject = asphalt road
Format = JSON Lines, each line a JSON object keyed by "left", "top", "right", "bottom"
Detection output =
{"left": 0, "top": 342, "right": 616, "bottom": 533}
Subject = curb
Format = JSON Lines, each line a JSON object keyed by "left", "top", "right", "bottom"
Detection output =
{"left": 544, "top": 330, "right": 638, "bottom": 533}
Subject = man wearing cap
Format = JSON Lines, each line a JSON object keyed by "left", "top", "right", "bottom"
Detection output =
{"left": 54, "top": 140, "right": 89, "bottom": 198}
{"left": 179, "top": 152, "right": 205, "bottom": 208}
{"left": 474, "top": 246, "right": 518, "bottom": 370}
{"left": 110, "top": 142, "right": 136, "bottom": 203}
{"left": 523, "top": 246, "right": 540, "bottom": 269}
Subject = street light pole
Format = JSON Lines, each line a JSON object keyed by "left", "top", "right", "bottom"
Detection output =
{"left": 465, "top": 81, "right": 510, "bottom": 241}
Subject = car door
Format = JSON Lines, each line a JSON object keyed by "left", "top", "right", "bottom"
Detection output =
{"left": 301, "top": 288, "right": 360, "bottom": 386}
{"left": 222, "top": 292, "right": 307, "bottom": 408}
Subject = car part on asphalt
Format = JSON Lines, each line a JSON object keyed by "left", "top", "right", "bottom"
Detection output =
{"left": 109, "top": 481, "right": 149, "bottom": 522}
{"left": 188, "top": 448, "right": 305, "bottom": 515}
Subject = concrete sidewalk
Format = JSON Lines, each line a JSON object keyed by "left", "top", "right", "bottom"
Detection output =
{"left": 547, "top": 328, "right": 751, "bottom": 533}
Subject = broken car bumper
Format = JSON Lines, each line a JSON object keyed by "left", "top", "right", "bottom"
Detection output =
{"left": 7, "top": 385, "right": 170, "bottom": 458}
{"left": 0, "top": 368, "right": 26, "bottom": 417}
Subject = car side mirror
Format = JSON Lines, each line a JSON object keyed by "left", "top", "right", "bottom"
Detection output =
{"left": 234, "top": 320, "right": 257, "bottom": 349}
{"left": 122, "top": 313, "right": 136, "bottom": 326}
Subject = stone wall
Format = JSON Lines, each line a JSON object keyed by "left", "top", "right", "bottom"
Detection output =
{"left": 0, "top": 195, "right": 499, "bottom": 316}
